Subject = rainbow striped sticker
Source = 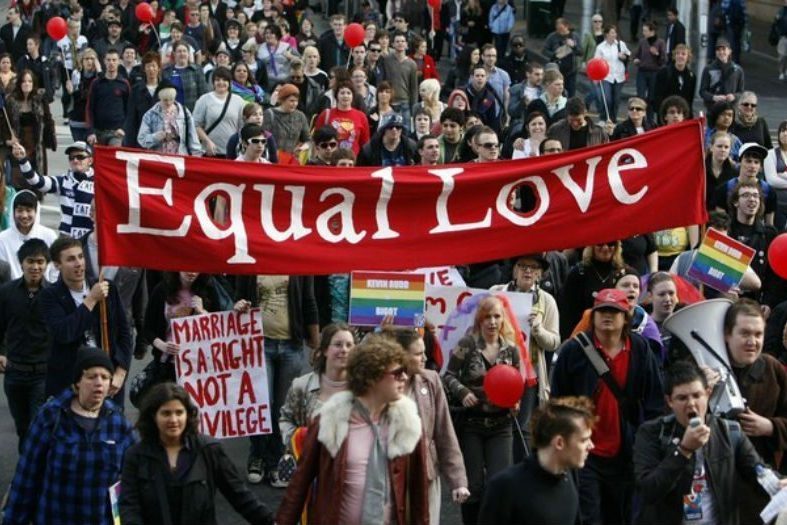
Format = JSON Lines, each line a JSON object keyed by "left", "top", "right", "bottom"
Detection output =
{"left": 687, "top": 228, "right": 755, "bottom": 293}
{"left": 349, "top": 271, "right": 426, "bottom": 327}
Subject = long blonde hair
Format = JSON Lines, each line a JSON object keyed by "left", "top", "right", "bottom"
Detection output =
{"left": 581, "top": 242, "right": 625, "bottom": 269}
{"left": 473, "top": 295, "right": 517, "bottom": 346}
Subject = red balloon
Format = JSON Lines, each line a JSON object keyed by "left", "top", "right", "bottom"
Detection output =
{"left": 768, "top": 234, "right": 787, "bottom": 279}
{"left": 428, "top": 0, "right": 441, "bottom": 8}
{"left": 483, "top": 364, "right": 524, "bottom": 409}
{"left": 135, "top": 2, "right": 156, "bottom": 23}
{"left": 586, "top": 57, "right": 610, "bottom": 82}
{"left": 343, "top": 23, "right": 365, "bottom": 48}
{"left": 46, "top": 17, "right": 68, "bottom": 41}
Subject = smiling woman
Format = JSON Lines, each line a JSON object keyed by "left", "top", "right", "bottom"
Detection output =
{"left": 120, "top": 383, "right": 274, "bottom": 525}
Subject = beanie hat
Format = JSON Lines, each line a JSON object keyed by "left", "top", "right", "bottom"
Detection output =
{"left": 73, "top": 346, "right": 114, "bottom": 385}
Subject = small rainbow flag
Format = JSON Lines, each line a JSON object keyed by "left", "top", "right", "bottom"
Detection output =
{"left": 349, "top": 271, "right": 426, "bottom": 327}
{"left": 687, "top": 228, "right": 755, "bottom": 293}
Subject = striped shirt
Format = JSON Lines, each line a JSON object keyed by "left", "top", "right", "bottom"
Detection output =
{"left": 20, "top": 160, "right": 95, "bottom": 239}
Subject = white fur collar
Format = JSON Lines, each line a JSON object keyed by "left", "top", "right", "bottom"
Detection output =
{"left": 316, "top": 391, "right": 422, "bottom": 459}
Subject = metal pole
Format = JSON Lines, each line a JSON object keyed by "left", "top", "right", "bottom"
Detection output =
{"left": 696, "top": 0, "right": 709, "bottom": 97}
{"left": 678, "top": 0, "right": 692, "bottom": 38}
{"left": 580, "top": 0, "right": 593, "bottom": 42}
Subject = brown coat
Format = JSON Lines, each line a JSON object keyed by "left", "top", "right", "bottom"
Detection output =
{"left": 276, "top": 391, "right": 430, "bottom": 525}
{"left": 735, "top": 353, "right": 787, "bottom": 525}
{"left": 411, "top": 370, "right": 468, "bottom": 488}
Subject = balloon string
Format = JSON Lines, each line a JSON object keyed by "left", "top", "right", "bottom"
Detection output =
{"left": 512, "top": 413, "right": 530, "bottom": 458}
{"left": 597, "top": 80, "right": 612, "bottom": 123}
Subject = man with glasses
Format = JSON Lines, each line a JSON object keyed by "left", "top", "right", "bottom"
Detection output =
{"left": 358, "top": 113, "right": 417, "bottom": 166}
{"left": 501, "top": 35, "right": 530, "bottom": 85}
{"left": 366, "top": 40, "right": 384, "bottom": 85}
{"left": 473, "top": 127, "right": 500, "bottom": 162}
{"left": 12, "top": 141, "right": 96, "bottom": 239}
{"left": 308, "top": 126, "right": 339, "bottom": 166}
{"left": 546, "top": 97, "right": 608, "bottom": 151}
{"left": 481, "top": 44, "right": 511, "bottom": 124}
{"left": 712, "top": 143, "right": 776, "bottom": 227}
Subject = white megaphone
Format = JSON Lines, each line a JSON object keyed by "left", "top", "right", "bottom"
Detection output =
{"left": 663, "top": 299, "right": 747, "bottom": 418}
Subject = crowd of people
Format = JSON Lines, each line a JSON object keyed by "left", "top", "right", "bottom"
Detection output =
{"left": 0, "top": 0, "right": 787, "bottom": 524}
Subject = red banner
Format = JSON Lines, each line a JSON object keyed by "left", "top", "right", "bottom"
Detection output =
{"left": 95, "top": 119, "right": 708, "bottom": 275}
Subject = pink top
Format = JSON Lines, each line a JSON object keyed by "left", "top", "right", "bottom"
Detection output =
{"left": 337, "top": 411, "right": 391, "bottom": 525}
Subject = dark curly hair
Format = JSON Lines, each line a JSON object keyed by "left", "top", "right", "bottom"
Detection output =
{"left": 136, "top": 382, "right": 200, "bottom": 443}
{"left": 347, "top": 334, "right": 407, "bottom": 396}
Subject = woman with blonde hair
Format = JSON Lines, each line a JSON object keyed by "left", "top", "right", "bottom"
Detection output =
{"left": 66, "top": 48, "right": 100, "bottom": 142}
{"left": 413, "top": 78, "right": 446, "bottom": 132}
{"left": 302, "top": 45, "right": 328, "bottom": 91}
{"left": 559, "top": 241, "right": 627, "bottom": 338}
{"left": 443, "top": 294, "right": 522, "bottom": 525}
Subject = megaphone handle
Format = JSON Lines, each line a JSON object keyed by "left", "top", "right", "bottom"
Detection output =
{"left": 690, "top": 331, "right": 733, "bottom": 375}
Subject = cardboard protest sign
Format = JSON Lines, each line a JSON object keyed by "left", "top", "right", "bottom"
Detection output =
{"left": 172, "top": 308, "right": 271, "bottom": 439}
{"left": 424, "top": 285, "right": 533, "bottom": 373}
{"left": 349, "top": 271, "right": 426, "bottom": 327}
{"left": 687, "top": 228, "right": 755, "bottom": 293}
{"left": 413, "top": 266, "right": 467, "bottom": 287}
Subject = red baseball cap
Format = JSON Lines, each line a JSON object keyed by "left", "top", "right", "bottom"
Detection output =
{"left": 592, "top": 289, "right": 630, "bottom": 312}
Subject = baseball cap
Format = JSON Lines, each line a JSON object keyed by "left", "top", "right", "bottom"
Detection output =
{"left": 715, "top": 37, "right": 731, "bottom": 49}
{"left": 739, "top": 142, "right": 768, "bottom": 162}
{"left": 380, "top": 113, "right": 405, "bottom": 132}
{"left": 592, "top": 289, "right": 630, "bottom": 312}
{"left": 65, "top": 141, "right": 93, "bottom": 156}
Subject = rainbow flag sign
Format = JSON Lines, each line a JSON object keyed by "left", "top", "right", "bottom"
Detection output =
{"left": 349, "top": 271, "right": 426, "bottom": 327}
{"left": 687, "top": 228, "right": 755, "bottom": 293}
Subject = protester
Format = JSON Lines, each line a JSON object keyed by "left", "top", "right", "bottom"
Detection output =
{"left": 544, "top": 18, "right": 580, "bottom": 97}
{"left": 730, "top": 91, "right": 773, "bottom": 149}
{"left": 138, "top": 78, "right": 202, "bottom": 155}
{"left": 120, "top": 383, "right": 275, "bottom": 525}
{"left": 358, "top": 113, "right": 417, "bottom": 166}
{"left": 384, "top": 327, "right": 470, "bottom": 524}
{"left": 699, "top": 37, "right": 745, "bottom": 111}
{"left": 193, "top": 67, "right": 245, "bottom": 157}
{"left": 653, "top": 44, "right": 696, "bottom": 119}
{"left": 633, "top": 359, "right": 772, "bottom": 525}
{"left": 552, "top": 288, "right": 664, "bottom": 525}
{"left": 262, "top": 83, "right": 310, "bottom": 157}
{"left": 86, "top": 49, "right": 131, "bottom": 146}
{"left": 479, "top": 396, "right": 597, "bottom": 525}
{"left": 443, "top": 295, "right": 521, "bottom": 525}
{"left": 276, "top": 334, "right": 429, "bottom": 525}
{"left": 11, "top": 141, "right": 95, "bottom": 239}
{"left": 123, "top": 52, "right": 162, "bottom": 148}
{"left": 0, "top": 191, "right": 57, "bottom": 280}
{"left": 2, "top": 346, "right": 136, "bottom": 525}
{"left": 593, "top": 24, "right": 630, "bottom": 123}
{"left": 0, "top": 238, "right": 51, "bottom": 450}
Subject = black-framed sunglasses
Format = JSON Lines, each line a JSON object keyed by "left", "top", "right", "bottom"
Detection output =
{"left": 740, "top": 102, "right": 757, "bottom": 108}
{"left": 369, "top": 47, "right": 382, "bottom": 52}
{"left": 385, "top": 366, "right": 407, "bottom": 381}
{"left": 628, "top": 106, "right": 645, "bottom": 112}
{"left": 319, "top": 141, "right": 338, "bottom": 149}
{"left": 248, "top": 138, "right": 267, "bottom": 145}
{"left": 480, "top": 142, "right": 499, "bottom": 149}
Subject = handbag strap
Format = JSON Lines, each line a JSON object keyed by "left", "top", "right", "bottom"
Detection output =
{"left": 575, "top": 332, "right": 628, "bottom": 402}
{"left": 204, "top": 93, "right": 232, "bottom": 136}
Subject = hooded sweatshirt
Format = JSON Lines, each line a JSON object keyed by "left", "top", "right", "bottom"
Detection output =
{"left": 0, "top": 191, "right": 58, "bottom": 280}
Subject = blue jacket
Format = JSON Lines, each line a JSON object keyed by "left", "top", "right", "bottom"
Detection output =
{"left": 551, "top": 331, "right": 665, "bottom": 457}
{"left": 86, "top": 74, "right": 131, "bottom": 133}
{"left": 2, "top": 390, "right": 137, "bottom": 525}
{"left": 488, "top": 2, "right": 515, "bottom": 35}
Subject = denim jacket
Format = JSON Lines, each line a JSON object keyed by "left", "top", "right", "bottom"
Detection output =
{"left": 137, "top": 101, "right": 203, "bottom": 156}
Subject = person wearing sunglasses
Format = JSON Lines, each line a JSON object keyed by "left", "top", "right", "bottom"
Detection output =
{"left": 472, "top": 126, "right": 500, "bottom": 162}
{"left": 730, "top": 91, "right": 773, "bottom": 149}
{"left": 358, "top": 113, "right": 417, "bottom": 167}
{"left": 307, "top": 125, "right": 339, "bottom": 166}
{"left": 500, "top": 35, "right": 530, "bottom": 85}
{"left": 237, "top": 124, "right": 271, "bottom": 164}
{"left": 609, "top": 97, "right": 655, "bottom": 141}
{"left": 277, "top": 334, "right": 429, "bottom": 525}
{"left": 443, "top": 295, "right": 522, "bottom": 525}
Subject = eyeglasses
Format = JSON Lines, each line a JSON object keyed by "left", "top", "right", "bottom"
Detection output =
{"left": 480, "top": 142, "right": 499, "bottom": 149}
{"left": 69, "top": 154, "right": 89, "bottom": 161}
{"left": 739, "top": 192, "right": 761, "bottom": 200}
{"left": 248, "top": 138, "right": 267, "bottom": 145}
{"left": 369, "top": 47, "right": 381, "bottom": 52}
{"left": 628, "top": 106, "right": 645, "bottom": 112}
{"left": 385, "top": 366, "right": 408, "bottom": 381}
{"left": 740, "top": 102, "right": 757, "bottom": 108}
{"left": 388, "top": 125, "right": 403, "bottom": 131}
{"left": 319, "top": 141, "right": 338, "bottom": 149}
{"left": 543, "top": 147, "right": 563, "bottom": 153}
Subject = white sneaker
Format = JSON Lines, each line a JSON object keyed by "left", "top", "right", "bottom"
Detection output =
{"left": 780, "top": 73, "right": 786, "bottom": 81}
{"left": 247, "top": 458, "right": 263, "bottom": 484}
{"left": 269, "top": 470, "right": 289, "bottom": 488}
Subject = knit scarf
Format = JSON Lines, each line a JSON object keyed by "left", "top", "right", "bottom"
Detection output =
{"left": 231, "top": 81, "right": 264, "bottom": 103}
{"left": 354, "top": 400, "right": 390, "bottom": 525}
